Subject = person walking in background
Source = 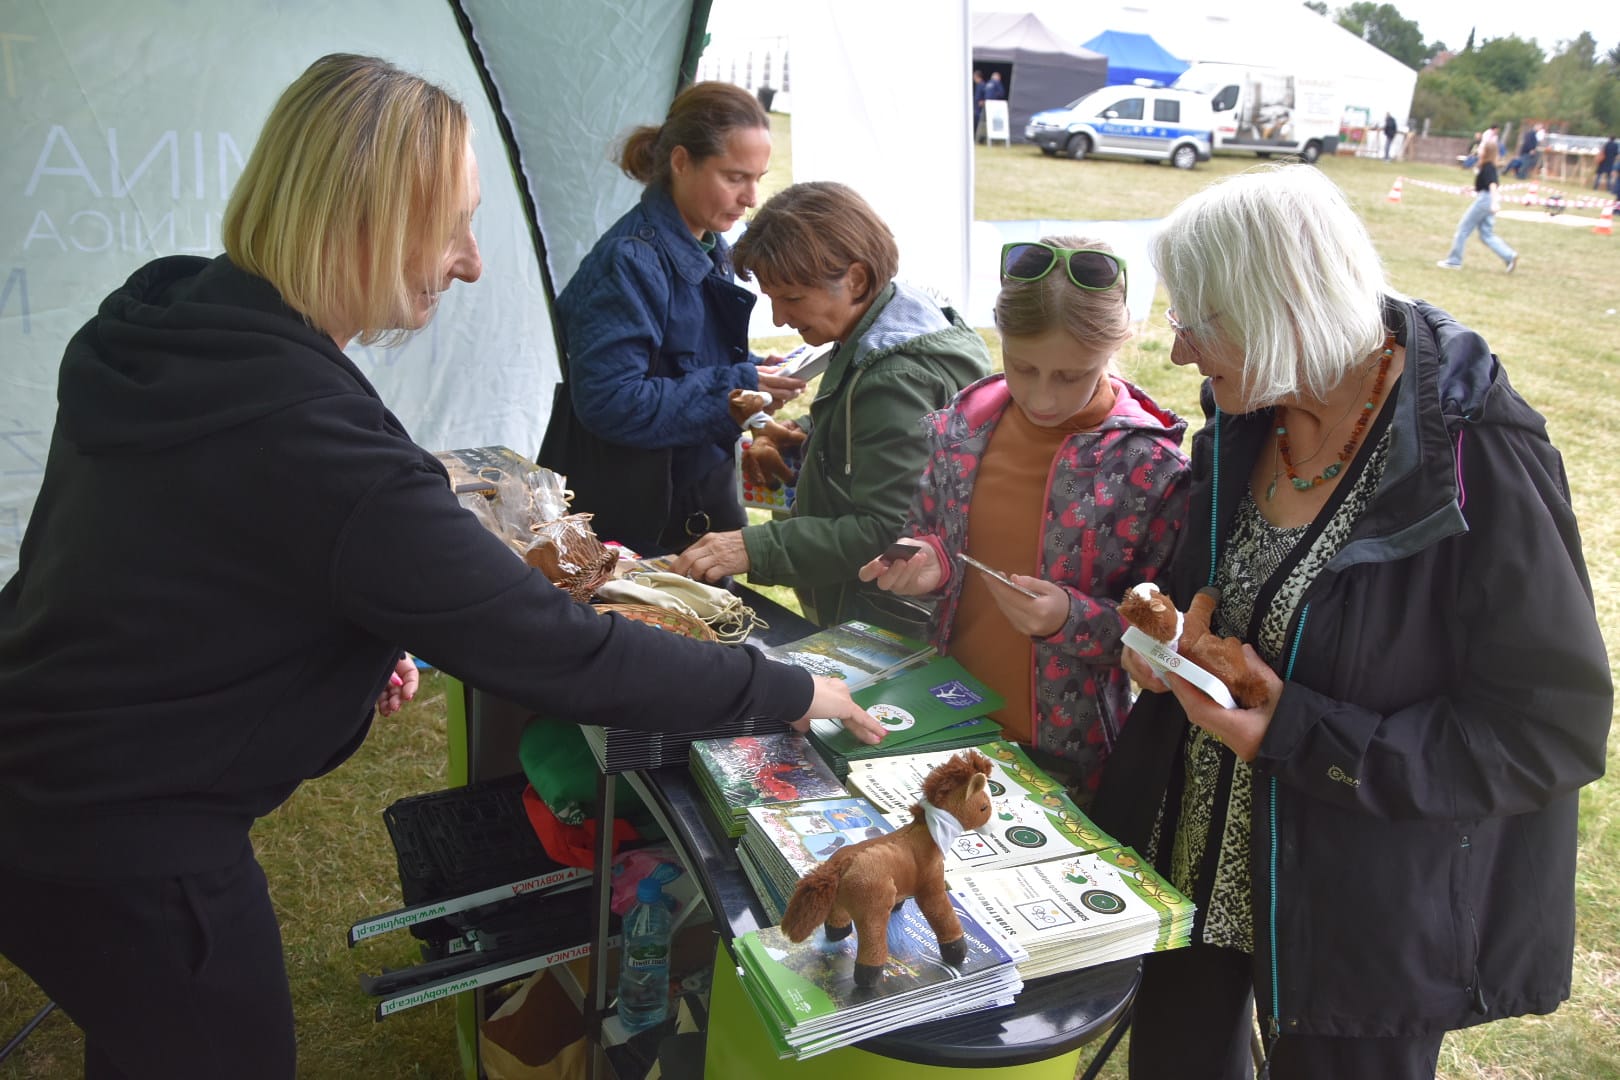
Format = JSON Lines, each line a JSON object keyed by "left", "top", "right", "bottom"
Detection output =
{"left": 1382, "top": 112, "right": 1398, "bottom": 160}
{"left": 859, "top": 237, "right": 1190, "bottom": 806}
{"left": 1595, "top": 135, "right": 1618, "bottom": 191}
{"left": 1505, "top": 123, "right": 1544, "bottom": 179}
{"left": 984, "top": 71, "right": 1006, "bottom": 103}
{"left": 672, "top": 181, "right": 990, "bottom": 637}
{"left": 538, "top": 81, "right": 806, "bottom": 556}
{"left": 1096, "top": 163, "right": 1610, "bottom": 1080}
{"left": 1437, "top": 133, "right": 1517, "bottom": 273}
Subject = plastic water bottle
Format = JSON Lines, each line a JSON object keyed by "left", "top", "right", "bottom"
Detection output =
{"left": 617, "top": 877, "right": 672, "bottom": 1033}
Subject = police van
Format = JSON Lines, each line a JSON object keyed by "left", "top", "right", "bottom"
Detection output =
{"left": 1024, "top": 84, "right": 1213, "bottom": 169}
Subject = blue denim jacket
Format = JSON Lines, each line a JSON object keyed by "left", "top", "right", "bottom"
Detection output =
{"left": 556, "top": 185, "right": 759, "bottom": 494}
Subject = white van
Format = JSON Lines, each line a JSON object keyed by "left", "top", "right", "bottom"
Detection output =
{"left": 1024, "top": 84, "right": 1213, "bottom": 169}
{"left": 1172, "top": 63, "right": 1343, "bottom": 163}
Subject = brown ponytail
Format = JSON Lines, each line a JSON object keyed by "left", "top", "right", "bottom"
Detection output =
{"left": 616, "top": 81, "right": 768, "bottom": 188}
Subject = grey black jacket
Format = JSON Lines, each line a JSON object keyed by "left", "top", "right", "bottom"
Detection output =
{"left": 742, "top": 281, "right": 990, "bottom": 635}
{"left": 1093, "top": 298, "right": 1612, "bottom": 1040}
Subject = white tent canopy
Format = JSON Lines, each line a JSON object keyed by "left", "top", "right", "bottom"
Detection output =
{"left": 970, "top": 0, "right": 1419, "bottom": 131}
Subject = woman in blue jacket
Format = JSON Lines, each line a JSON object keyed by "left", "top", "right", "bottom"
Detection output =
{"left": 540, "top": 81, "right": 804, "bottom": 555}
{"left": 1095, "top": 165, "right": 1611, "bottom": 1080}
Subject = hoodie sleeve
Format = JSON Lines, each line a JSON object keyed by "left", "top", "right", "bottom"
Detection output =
{"left": 330, "top": 458, "right": 813, "bottom": 731}
{"left": 564, "top": 237, "right": 757, "bottom": 451}
{"left": 1259, "top": 419, "right": 1612, "bottom": 820}
{"left": 742, "top": 364, "right": 949, "bottom": 587}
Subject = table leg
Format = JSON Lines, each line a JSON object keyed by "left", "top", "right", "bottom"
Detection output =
{"left": 587, "top": 769, "right": 617, "bottom": 1080}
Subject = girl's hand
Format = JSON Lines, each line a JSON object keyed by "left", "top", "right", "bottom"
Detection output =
{"left": 987, "top": 575, "right": 1069, "bottom": 638}
{"left": 857, "top": 540, "right": 943, "bottom": 596}
{"left": 1163, "top": 644, "right": 1281, "bottom": 762}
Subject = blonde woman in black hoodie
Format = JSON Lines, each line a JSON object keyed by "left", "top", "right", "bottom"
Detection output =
{"left": 0, "top": 54, "right": 881, "bottom": 1080}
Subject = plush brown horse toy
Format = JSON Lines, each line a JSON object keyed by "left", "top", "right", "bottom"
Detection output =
{"left": 780, "top": 750, "right": 995, "bottom": 986}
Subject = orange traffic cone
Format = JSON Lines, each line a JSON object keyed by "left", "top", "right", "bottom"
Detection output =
{"left": 1387, "top": 177, "right": 1403, "bottom": 203}
{"left": 1596, "top": 203, "right": 1614, "bottom": 236}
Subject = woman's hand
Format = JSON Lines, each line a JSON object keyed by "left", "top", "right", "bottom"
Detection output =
{"left": 1121, "top": 644, "right": 1170, "bottom": 694}
{"left": 1163, "top": 644, "right": 1282, "bottom": 763}
{"left": 376, "top": 655, "right": 419, "bottom": 717}
{"left": 792, "top": 675, "right": 886, "bottom": 745}
{"left": 988, "top": 575, "right": 1069, "bottom": 638}
{"left": 756, "top": 371, "right": 807, "bottom": 412}
{"left": 857, "top": 540, "right": 943, "bottom": 596}
{"left": 671, "top": 530, "right": 750, "bottom": 583}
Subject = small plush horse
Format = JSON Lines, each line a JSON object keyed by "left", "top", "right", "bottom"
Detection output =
{"left": 780, "top": 750, "right": 994, "bottom": 986}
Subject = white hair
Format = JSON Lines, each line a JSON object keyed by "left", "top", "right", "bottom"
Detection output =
{"left": 1151, "top": 164, "right": 1394, "bottom": 409}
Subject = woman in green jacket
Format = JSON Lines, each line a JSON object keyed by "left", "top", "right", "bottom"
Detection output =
{"left": 673, "top": 182, "right": 989, "bottom": 636}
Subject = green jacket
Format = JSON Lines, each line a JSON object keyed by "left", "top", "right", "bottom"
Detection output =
{"left": 742, "top": 281, "right": 990, "bottom": 635}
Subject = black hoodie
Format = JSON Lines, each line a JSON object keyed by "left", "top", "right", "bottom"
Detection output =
{"left": 0, "top": 255, "right": 811, "bottom": 878}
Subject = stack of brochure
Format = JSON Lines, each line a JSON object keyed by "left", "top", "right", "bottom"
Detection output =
{"left": 732, "top": 893, "right": 1026, "bottom": 1059}
{"left": 807, "top": 656, "right": 1004, "bottom": 778}
{"left": 736, "top": 795, "right": 895, "bottom": 922}
{"left": 846, "top": 741, "right": 1117, "bottom": 876}
{"left": 762, "top": 620, "right": 934, "bottom": 692}
{"left": 689, "top": 732, "right": 846, "bottom": 838}
{"left": 580, "top": 715, "right": 787, "bottom": 773}
{"left": 952, "top": 846, "right": 1195, "bottom": 980}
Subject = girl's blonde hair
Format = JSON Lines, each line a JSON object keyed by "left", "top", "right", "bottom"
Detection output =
{"left": 993, "top": 235, "right": 1132, "bottom": 354}
{"left": 223, "top": 53, "right": 470, "bottom": 345}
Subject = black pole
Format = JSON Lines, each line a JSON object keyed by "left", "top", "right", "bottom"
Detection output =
{"left": 0, "top": 1000, "right": 57, "bottom": 1064}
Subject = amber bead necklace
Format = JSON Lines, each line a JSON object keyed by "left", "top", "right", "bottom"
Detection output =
{"left": 1268, "top": 332, "right": 1396, "bottom": 500}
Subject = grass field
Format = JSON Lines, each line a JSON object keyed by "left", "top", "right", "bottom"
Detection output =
{"left": 2, "top": 121, "right": 1616, "bottom": 1079}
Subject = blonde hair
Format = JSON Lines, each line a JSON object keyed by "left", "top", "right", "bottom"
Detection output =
{"left": 1152, "top": 165, "right": 1389, "bottom": 408}
{"left": 994, "top": 235, "right": 1131, "bottom": 354}
{"left": 618, "top": 81, "right": 768, "bottom": 190}
{"left": 732, "top": 181, "right": 898, "bottom": 303}
{"left": 223, "top": 53, "right": 470, "bottom": 346}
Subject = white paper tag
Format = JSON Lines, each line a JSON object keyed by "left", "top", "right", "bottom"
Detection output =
{"left": 1122, "top": 625, "right": 1238, "bottom": 709}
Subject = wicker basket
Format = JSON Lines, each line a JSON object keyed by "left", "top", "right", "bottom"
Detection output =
{"left": 593, "top": 602, "right": 717, "bottom": 642}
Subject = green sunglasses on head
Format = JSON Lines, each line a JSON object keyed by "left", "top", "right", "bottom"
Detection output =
{"left": 999, "top": 242, "right": 1128, "bottom": 297}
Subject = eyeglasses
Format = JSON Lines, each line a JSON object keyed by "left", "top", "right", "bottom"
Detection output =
{"left": 1000, "top": 242, "right": 1128, "bottom": 296}
{"left": 1164, "top": 308, "right": 1211, "bottom": 337}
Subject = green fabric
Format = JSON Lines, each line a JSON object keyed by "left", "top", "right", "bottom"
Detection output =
{"left": 518, "top": 717, "right": 646, "bottom": 825}
{"left": 742, "top": 282, "right": 990, "bottom": 635}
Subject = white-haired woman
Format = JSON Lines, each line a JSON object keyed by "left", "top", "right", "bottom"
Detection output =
{"left": 0, "top": 55, "right": 879, "bottom": 1079}
{"left": 1094, "top": 165, "right": 1610, "bottom": 1080}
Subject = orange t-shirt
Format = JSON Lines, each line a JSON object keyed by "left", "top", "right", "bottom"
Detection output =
{"left": 948, "top": 382, "right": 1114, "bottom": 740}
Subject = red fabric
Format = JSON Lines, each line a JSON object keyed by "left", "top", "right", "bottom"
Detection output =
{"left": 521, "top": 784, "right": 640, "bottom": 869}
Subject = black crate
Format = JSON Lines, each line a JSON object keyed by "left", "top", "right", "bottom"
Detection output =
{"left": 383, "top": 773, "right": 557, "bottom": 906}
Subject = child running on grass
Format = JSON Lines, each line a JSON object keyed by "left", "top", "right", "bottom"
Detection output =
{"left": 859, "top": 237, "right": 1190, "bottom": 804}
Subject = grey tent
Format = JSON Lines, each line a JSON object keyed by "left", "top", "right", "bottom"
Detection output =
{"left": 972, "top": 13, "right": 1108, "bottom": 143}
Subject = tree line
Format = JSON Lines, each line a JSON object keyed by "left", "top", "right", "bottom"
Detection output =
{"left": 1304, "top": 2, "right": 1620, "bottom": 137}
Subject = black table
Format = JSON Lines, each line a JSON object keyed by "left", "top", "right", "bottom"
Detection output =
{"left": 582, "top": 584, "right": 1139, "bottom": 1079}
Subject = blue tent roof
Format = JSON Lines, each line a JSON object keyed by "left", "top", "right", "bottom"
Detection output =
{"left": 1080, "top": 30, "right": 1188, "bottom": 87}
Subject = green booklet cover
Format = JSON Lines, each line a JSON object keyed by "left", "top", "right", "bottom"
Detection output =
{"left": 734, "top": 892, "right": 1023, "bottom": 1029}
{"left": 810, "top": 656, "right": 1004, "bottom": 759}
{"left": 689, "top": 732, "right": 846, "bottom": 833}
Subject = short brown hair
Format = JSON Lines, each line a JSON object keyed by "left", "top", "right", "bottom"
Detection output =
{"left": 994, "top": 235, "right": 1130, "bottom": 351}
{"left": 732, "top": 181, "right": 898, "bottom": 303}
{"left": 618, "top": 81, "right": 769, "bottom": 189}
{"left": 223, "top": 54, "right": 470, "bottom": 346}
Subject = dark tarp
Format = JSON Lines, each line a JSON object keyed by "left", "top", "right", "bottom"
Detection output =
{"left": 1080, "top": 30, "right": 1188, "bottom": 88}
{"left": 972, "top": 13, "right": 1108, "bottom": 143}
